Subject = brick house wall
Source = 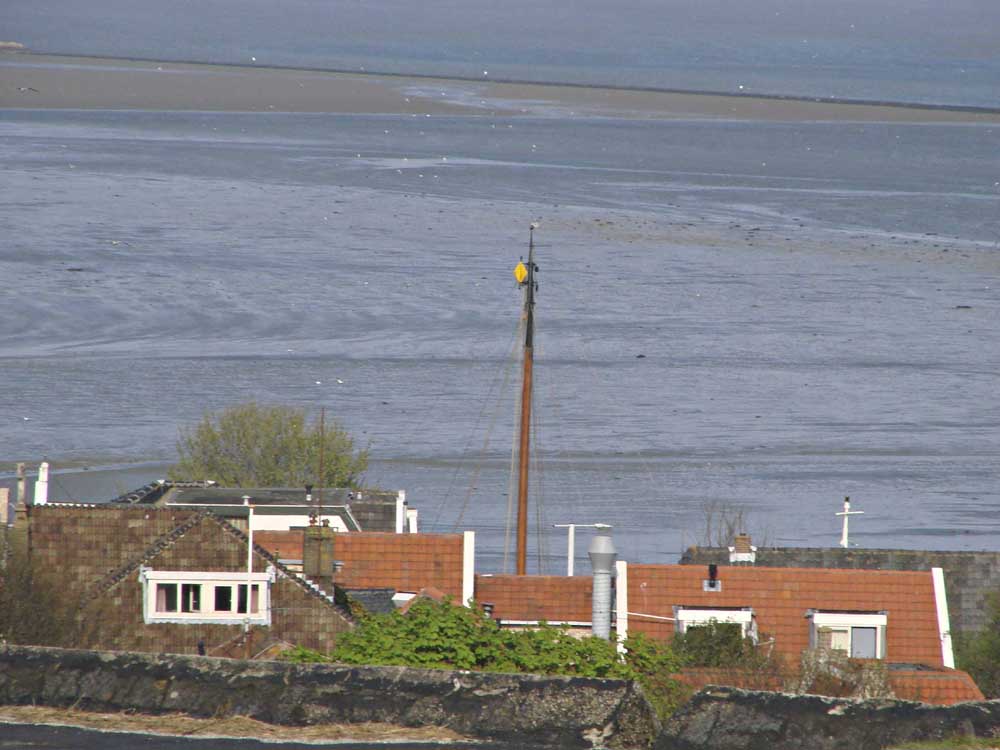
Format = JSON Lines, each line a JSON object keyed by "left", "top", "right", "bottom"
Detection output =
{"left": 23, "top": 506, "right": 352, "bottom": 656}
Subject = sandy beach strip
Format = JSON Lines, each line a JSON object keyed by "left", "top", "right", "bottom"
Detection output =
{"left": 0, "top": 706, "right": 469, "bottom": 744}
{"left": 3, "top": 51, "right": 1000, "bottom": 123}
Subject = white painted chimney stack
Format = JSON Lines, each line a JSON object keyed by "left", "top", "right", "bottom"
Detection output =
{"left": 588, "top": 525, "right": 617, "bottom": 640}
{"left": 34, "top": 461, "right": 50, "bottom": 505}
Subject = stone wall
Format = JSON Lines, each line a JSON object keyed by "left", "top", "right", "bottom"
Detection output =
{"left": 0, "top": 645, "right": 659, "bottom": 750}
{"left": 657, "top": 686, "right": 1000, "bottom": 750}
{"left": 680, "top": 546, "right": 1000, "bottom": 635}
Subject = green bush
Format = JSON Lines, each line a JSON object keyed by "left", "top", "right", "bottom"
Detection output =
{"left": 282, "top": 598, "right": 689, "bottom": 717}
{"left": 672, "top": 620, "right": 750, "bottom": 667}
{"left": 955, "top": 594, "right": 1000, "bottom": 698}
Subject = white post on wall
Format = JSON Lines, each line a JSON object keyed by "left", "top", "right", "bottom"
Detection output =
{"left": 243, "top": 495, "right": 253, "bottom": 580}
{"left": 34, "top": 461, "right": 50, "bottom": 505}
{"left": 243, "top": 495, "right": 254, "bottom": 604}
{"left": 554, "top": 523, "right": 609, "bottom": 576}
{"left": 395, "top": 492, "right": 406, "bottom": 534}
{"left": 615, "top": 559, "right": 629, "bottom": 654}
{"left": 836, "top": 496, "right": 864, "bottom": 548}
{"left": 931, "top": 567, "right": 955, "bottom": 668}
{"left": 553, "top": 524, "right": 578, "bottom": 575}
{"left": 242, "top": 494, "right": 254, "bottom": 657}
{"left": 462, "top": 531, "right": 476, "bottom": 607}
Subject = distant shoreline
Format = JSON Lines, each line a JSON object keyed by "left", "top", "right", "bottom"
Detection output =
{"left": 17, "top": 48, "right": 1000, "bottom": 115}
{"left": 3, "top": 50, "right": 999, "bottom": 123}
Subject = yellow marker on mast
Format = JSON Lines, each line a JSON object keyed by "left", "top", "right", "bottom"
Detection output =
{"left": 514, "top": 261, "right": 528, "bottom": 284}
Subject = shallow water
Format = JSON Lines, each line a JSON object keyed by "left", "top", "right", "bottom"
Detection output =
{"left": 1, "top": 108, "right": 998, "bottom": 571}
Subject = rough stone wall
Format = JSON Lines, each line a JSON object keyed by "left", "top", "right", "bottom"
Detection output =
{"left": 680, "top": 546, "right": 1000, "bottom": 635}
{"left": 0, "top": 645, "right": 660, "bottom": 750}
{"left": 657, "top": 686, "right": 1000, "bottom": 750}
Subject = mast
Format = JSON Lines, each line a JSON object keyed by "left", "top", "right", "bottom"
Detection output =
{"left": 514, "top": 225, "right": 538, "bottom": 575}
{"left": 317, "top": 406, "right": 325, "bottom": 522}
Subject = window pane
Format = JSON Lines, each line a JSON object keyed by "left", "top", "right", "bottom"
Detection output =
{"left": 818, "top": 626, "right": 850, "bottom": 652}
{"left": 214, "top": 586, "right": 233, "bottom": 612}
{"left": 237, "top": 584, "right": 248, "bottom": 614}
{"left": 250, "top": 584, "right": 260, "bottom": 614}
{"left": 156, "top": 583, "right": 178, "bottom": 613}
{"left": 851, "top": 627, "right": 878, "bottom": 658}
{"left": 181, "top": 584, "right": 201, "bottom": 613}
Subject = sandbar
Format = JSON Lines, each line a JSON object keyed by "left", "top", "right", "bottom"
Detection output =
{"left": 3, "top": 51, "right": 1000, "bottom": 123}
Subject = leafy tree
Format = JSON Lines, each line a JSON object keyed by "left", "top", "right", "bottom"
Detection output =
{"left": 955, "top": 594, "right": 1000, "bottom": 698}
{"left": 169, "top": 403, "right": 368, "bottom": 488}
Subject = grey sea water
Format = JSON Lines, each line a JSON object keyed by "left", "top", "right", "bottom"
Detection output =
{"left": 1, "top": 106, "right": 998, "bottom": 571}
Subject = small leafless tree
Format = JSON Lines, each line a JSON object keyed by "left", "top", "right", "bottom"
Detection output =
{"left": 700, "top": 499, "right": 773, "bottom": 548}
{"left": 0, "top": 535, "right": 84, "bottom": 647}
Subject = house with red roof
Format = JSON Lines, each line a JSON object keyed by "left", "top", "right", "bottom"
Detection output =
{"left": 470, "top": 563, "right": 982, "bottom": 705}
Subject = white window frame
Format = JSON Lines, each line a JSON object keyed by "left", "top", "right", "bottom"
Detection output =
{"left": 140, "top": 568, "right": 275, "bottom": 625}
{"left": 807, "top": 611, "right": 887, "bottom": 659}
{"left": 675, "top": 607, "right": 757, "bottom": 641}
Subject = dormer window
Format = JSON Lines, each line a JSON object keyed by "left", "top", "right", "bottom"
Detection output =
{"left": 140, "top": 568, "right": 275, "bottom": 625}
{"left": 807, "top": 611, "right": 887, "bottom": 659}
{"left": 674, "top": 607, "right": 757, "bottom": 641}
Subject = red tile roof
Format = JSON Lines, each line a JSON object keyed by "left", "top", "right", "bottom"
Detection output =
{"left": 336, "top": 533, "right": 465, "bottom": 599}
{"left": 254, "top": 531, "right": 466, "bottom": 601}
{"left": 626, "top": 565, "right": 945, "bottom": 667}
{"left": 254, "top": 530, "right": 304, "bottom": 561}
{"left": 673, "top": 667, "right": 784, "bottom": 693}
{"left": 671, "top": 666, "right": 983, "bottom": 706}
{"left": 888, "top": 668, "right": 984, "bottom": 705}
{"left": 474, "top": 575, "right": 592, "bottom": 623}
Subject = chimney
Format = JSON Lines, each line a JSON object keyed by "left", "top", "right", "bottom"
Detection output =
{"left": 34, "top": 461, "right": 49, "bottom": 505}
{"left": 9, "top": 502, "right": 30, "bottom": 560}
{"left": 588, "top": 525, "right": 617, "bottom": 640}
{"left": 704, "top": 563, "right": 722, "bottom": 591}
{"left": 0, "top": 488, "right": 9, "bottom": 525}
{"left": 303, "top": 523, "right": 337, "bottom": 592}
{"left": 728, "top": 533, "right": 757, "bottom": 564}
{"left": 16, "top": 463, "right": 26, "bottom": 507}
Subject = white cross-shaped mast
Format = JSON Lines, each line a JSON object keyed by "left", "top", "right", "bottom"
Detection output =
{"left": 836, "top": 495, "right": 864, "bottom": 548}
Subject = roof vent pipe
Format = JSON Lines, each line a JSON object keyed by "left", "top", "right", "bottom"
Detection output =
{"left": 588, "top": 525, "right": 617, "bottom": 640}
